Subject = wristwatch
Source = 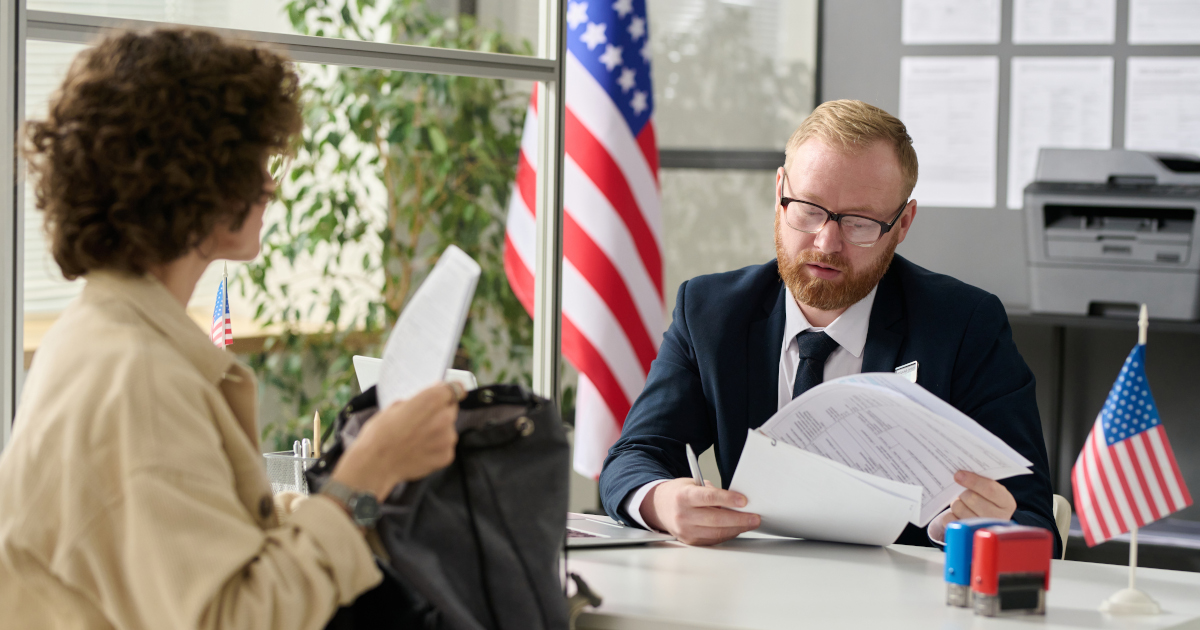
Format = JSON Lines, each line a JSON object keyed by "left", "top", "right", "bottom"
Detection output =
{"left": 319, "top": 479, "right": 382, "bottom": 529}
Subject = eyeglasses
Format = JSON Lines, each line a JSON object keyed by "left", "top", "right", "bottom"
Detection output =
{"left": 779, "top": 173, "right": 908, "bottom": 247}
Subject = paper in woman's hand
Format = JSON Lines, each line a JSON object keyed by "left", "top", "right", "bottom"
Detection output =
{"left": 376, "top": 245, "right": 480, "bottom": 410}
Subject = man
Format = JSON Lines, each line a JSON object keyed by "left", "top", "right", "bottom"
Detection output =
{"left": 599, "top": 100, "right": 1058, "bottom": 553}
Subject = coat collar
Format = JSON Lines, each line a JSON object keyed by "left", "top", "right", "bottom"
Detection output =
{"left": 746, "top": 266, "right": 787, "bottom": 430}
{"left": 82, "top": 270, "right": 237, "bottom": 385}
{"left": 861, "top": 255, "right": 908, "bottom": 373}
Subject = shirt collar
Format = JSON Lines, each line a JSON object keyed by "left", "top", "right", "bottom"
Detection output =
{"left": 782, "top": 283, "right": 879, "bottom": 359}
{"left": 82, "top": 269, "right": 236, "bottom": 384}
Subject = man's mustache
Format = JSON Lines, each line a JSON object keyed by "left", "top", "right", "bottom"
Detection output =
{"left": 795, "top": 249, "right": 849, "bottom": 274}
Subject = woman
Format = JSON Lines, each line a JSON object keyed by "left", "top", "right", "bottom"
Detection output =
{"left": 0, "top": 28, "right": 460, "bottom": 629}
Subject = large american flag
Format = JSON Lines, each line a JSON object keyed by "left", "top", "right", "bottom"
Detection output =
{"left": 210, "top": 273, "right": 233, "bottom": 347}
{"left": 1072, "top": 344, "right": 1192, "bottom": 546}
{"left": 504, "top": 0, "right": 663, "bottom": 478}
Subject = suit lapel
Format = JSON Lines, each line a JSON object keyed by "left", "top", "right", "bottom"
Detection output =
{"left": 746, "top": 282, "right": 787, "bottom": 430}
{"left": 862, "top": 260, "right": 907, "bottom": 373}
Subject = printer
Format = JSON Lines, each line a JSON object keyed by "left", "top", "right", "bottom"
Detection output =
{"left": 1025, "top": 148, "right": 1200, "bottom": 320}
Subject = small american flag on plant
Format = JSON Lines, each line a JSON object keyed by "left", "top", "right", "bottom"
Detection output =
{"left": 210, "top": 265, "right": 232, "bottom": 348}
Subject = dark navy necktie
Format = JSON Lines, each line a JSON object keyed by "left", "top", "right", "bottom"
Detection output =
{"left": 792, "top": 331, "right": 841, "bottom": 399}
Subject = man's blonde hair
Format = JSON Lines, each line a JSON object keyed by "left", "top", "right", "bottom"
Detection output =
{"left": 784, "top": 100, "right": 919, "bottom": 198}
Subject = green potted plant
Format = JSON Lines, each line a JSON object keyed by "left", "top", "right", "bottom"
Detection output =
{"left": 242, "top": 0, "right": 533, "bottom": 450}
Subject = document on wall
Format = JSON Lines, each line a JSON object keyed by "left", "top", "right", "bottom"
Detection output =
{"left": 1007, "top": 57, "right": 1114, "bottom": 210}
{"left": 728, "top": 373, "right": 1032, "bottom": 545}
{"left": 900, "top": 57, "right": 999, "bottom": 208}
{"left": 1129, "top": 0, "right": 1200, "bottom": 44}
{"left": 1125, "top": 57, "right": 1200, "bottom": 157}
{"left": 1012, "top": 0, "right": 1116, "bottom": 44}
{"left": 902, "top": 0, "right": 1000, "bottom": 44}
{"left": 377, "top": 245, "right": 481, "bottom": 409}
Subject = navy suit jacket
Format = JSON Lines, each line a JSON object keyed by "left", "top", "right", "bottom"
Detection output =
{"left": 599, "top": 255, "right": 1060, "bottom": 554}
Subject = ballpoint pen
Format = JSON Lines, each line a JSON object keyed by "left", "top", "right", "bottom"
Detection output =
{"left": 685, "top": 444, "right": 706, "bottom": 487}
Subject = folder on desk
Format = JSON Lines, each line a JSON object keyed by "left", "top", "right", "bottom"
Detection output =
{"left": 728, "top": 373, "right": 1032, "bottom": 546}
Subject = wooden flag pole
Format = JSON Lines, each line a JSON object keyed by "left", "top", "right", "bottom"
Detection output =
{"left": 1099, "top": 304, "right": 1160, "bottom": 616}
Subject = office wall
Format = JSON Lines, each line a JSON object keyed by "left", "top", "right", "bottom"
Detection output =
{"left": 822, "top": 0, "right": 1200, "bottom": 521}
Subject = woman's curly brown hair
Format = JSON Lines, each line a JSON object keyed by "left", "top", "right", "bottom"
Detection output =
{"left": 24, "top": 28, "right": 303, "bottom": 279}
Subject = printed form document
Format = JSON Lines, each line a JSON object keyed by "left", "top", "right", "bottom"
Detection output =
{"left": 729, "top": 373, "right": 1031, "bottom": 546}
{"left": 377, "top": 245, "right": 481, "bottom": 409}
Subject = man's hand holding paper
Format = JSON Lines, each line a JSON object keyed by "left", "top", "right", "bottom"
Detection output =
{"left": 641, "top": 479, "right": 761, "bottom": 546}
{"left": 727, "top": 373, "right": 1033, "bottom": 545}
{"left": 927, "top": 470, "right": 1019, "bottom": 542}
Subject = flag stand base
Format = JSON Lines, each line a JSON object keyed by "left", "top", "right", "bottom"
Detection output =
{"left": 1100, "top": 588, "right": 1161, "bottom": 615}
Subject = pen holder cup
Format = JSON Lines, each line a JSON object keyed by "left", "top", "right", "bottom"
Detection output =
{"left": 263, "top": 452, "right": 320, "bottom": 495}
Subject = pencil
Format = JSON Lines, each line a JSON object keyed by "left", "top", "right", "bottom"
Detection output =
{"left": 312, "top": 410, "right": 321, "bottom": 458}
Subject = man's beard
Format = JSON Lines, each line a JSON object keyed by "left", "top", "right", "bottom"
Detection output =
{"left": 775, "top": 214, "right": 897, "bottom": 312}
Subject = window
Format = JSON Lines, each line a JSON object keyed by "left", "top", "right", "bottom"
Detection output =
{"left": 2, "top": 0, "right": 566, "bottom": 451}
{"left": 28, "top": 0, "right": 540, "bottom": 55}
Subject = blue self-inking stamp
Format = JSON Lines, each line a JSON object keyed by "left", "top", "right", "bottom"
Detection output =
{"left": 944, "top": 518, "right": 1013, "bottom": 607}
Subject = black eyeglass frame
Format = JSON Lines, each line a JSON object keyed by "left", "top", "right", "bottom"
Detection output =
{"left": 779, "top": 173, "right": 909, "bottom": 248}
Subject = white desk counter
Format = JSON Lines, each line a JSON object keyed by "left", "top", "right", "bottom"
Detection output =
{"left": 568, "top": 536, "right": 1200, "bottom": 630}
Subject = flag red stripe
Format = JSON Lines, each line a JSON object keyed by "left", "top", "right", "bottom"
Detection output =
{"left": 504, "top": 234, "right": 534, "bottom": 314}
{"left": 1089, "top": 430, "right": 1127, "bottom": 533}
{"left": 508, "top": 228, "right": 636, "bottom": 425}
{"left": 563, "top": 212, "right": 656, "bottom": 373}
{"left": 1081, "top": 438, "right": 1113, "bottom": 541}
{"left": 1072, "top": 461, "right": 1098, "bottom": 546}
{"left": 1139, "top": 431, "right": 1174, "bottom": 518}
{"left": 1155, "top": 426, "right": 1194, "bottom": 506}
{"left": 1131, "top": 433, "right": 1170, "bottom": 517}
{"left": 562, "top": 317, "right": 631, "bottom": 425}
{"left": 636, "top": 123, "right": 659, "bottom": 185}
{"left": 515, "top": 151, "right": 658, "bottom": 372}
{"left": 1100, "top": 432, "right": 1143, "bottom": 528}
{"left": 1147, "top": 428, "right": 1189, "bottom": 510}
{"left": 1121, "top": 438, "right": 1158, "bottom": 520}
{"left": 565, "top": 109, "right": 663, "bottom": 297}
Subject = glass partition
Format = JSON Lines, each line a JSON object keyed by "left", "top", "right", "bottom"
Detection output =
{"left": 648, "top": 0, "right": 818, "bottom": 150}
{"left": 20, "top": 39, "right": 534, "bottom": 451}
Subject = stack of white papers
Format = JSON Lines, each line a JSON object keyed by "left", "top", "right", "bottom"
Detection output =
{"left": 728, "top": 373, "right": 1031, "bottom": 546}
{"left": 376, "top": 245, "right": 481, "bottom": 409}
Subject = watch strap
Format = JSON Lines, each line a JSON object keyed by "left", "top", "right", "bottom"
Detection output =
{"left": 319, "top": 479, "right": 381, "bottom": 529}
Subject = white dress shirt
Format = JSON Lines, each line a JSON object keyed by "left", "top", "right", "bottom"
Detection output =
{"left": 621, "top": 285, "right": 878, "bottom": 529}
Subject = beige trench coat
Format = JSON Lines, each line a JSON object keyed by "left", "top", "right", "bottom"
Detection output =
{"left": 0, "top": 271, "right": 381, "bottom": 629}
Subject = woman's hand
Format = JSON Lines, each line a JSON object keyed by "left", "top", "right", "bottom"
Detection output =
{"left": 330, "top": 382, "right": 465, "bottom": 500}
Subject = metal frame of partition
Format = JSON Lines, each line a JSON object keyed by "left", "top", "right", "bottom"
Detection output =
{"left": 0, "top": 1, "right": 567, "bottom": 447}
{"left": 1, "top": 0, "right": 23, "bottom": 449}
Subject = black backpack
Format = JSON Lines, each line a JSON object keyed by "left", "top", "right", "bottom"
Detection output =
{"left": 310, "top": 384, "right": 570, "bottom": 630}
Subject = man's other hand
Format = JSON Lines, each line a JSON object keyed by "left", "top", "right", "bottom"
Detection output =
{"left": 640, "top": 478, "right": 761, "bottom": 545}
{"left": 928, "top": 470, "right": 1018, "bottom": 541}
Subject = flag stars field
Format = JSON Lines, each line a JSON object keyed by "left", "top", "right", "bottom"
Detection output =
{"left": 618, "top": 68, "right": 636, "bottom": 92}
{"left": 630, "top": 90, "right": 647, "bottom": 114}
{"left": 581, "top": 22, "right": 607, "bottom": 50}
{"left": 628, "top": 16, "right": 645, "bottom": 40}
{"left": 600, "top": 44, "right": 623, "bottom": 71}
{"left": 568, "top": 1, "right": 589, "bottom": 29}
